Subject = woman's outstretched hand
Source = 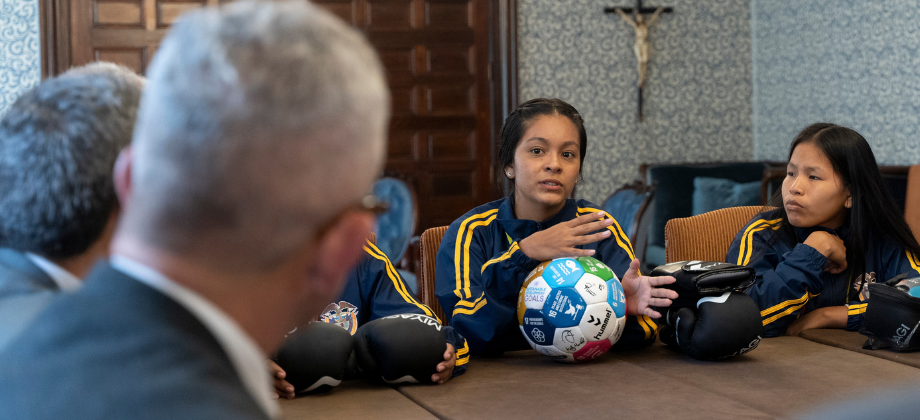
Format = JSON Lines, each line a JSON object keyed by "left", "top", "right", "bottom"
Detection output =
{"left": 620, "top": 259, "right": 678, "bottom": 318}
{"left": 519, "top": 212, "right": 614, "bottom": 261}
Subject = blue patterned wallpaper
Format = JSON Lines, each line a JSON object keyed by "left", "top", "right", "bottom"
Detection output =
{"left": 0, "top": 0, "right": 40, "bottom": 115}
{"left": 518, "top": 0, "right": 753, "bottom": 204}
{"left": 752, "top": 0, "right": 920, "bottom": 165}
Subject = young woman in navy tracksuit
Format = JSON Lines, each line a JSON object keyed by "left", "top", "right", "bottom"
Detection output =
{"left": 435, "top": 98, "right": 677, "bottom": 356}
{"left": 727, "top": 123, "right": 920, "bottom": 338}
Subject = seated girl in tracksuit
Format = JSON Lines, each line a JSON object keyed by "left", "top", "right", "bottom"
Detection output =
{"left": 435, "top": 98, "right": 678, "bottom": 356}
{"left": 271, "top": 239, "right": 468, "bottom": 397}
{"left": 727, "top": 123, "right": 920, "bottom": 338}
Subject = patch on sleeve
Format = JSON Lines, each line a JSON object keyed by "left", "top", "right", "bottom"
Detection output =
{"left": 318, "top": 301, "right": 359, "bottom": 335}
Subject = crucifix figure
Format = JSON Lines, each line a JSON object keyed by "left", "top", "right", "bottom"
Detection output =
{"left": 604, "top": 1, "right": 673, "bottom": 121}
{"left": 615, "top": 7, "right": 663, "bottom": 89}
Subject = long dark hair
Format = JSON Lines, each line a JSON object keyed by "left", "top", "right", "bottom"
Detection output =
{"left": 767, "top": 123, "right": 920, "bottom": 283}
{"left": 495, "top": 98, "right": 587, "bottom": 196}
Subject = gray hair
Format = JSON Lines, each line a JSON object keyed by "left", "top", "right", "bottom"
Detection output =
{"left": 0, "top": 63, "right": 144, "bottom": 258}
{"left": 125, "top": 0, "right": 389, "bottom": 271}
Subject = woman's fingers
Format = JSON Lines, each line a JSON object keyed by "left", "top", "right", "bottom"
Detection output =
{"left": 576, "top": 231, "right": 611, "bottom": 245}
{"left": 647, "top": 297, "right": 674, "bottom": 308}
{"left": 570, "top": 217, "right": 614, "bottom": 235}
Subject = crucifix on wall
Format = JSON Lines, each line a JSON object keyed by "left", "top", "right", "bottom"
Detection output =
{"left": 604, "top": 0, "right": 673, "bottom": 121}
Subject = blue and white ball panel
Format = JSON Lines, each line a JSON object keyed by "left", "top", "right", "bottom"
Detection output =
{"left": 544, "top": 288, "right": 587, "bottom": 328}
{"left": 519, "top": 325, "right": 537, "bottom": 349}
{"left": 606, "top": 278, "right": 627, "bottom": 318}
{"left": 574, "top": 273, "right": 607, "bottom": 305}
{"left": 606, "top": 315, "right": 627, "bottom": 346}
{"left": 535, "top": 343, "right": 575, "bottom": 362}
{"left": 521, "top": 309, "right": 555, "bottom": 345}
{"left": 543, "top": 258, "right": 585, "bottom": 288}
{"left": 523, "top": 277, "right": 552, "bottom": 311}
{"left": 553, "top": 326, "right": 587, "bottom": 353}
{"left": 578, "top": 303, "right": 616, "bottom": 342}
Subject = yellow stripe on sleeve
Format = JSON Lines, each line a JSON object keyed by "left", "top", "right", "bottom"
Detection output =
{"left": 363, "top": 241, "right": 438, "bottom": 322}
{"left": 455, "top": 340, "right": 470, "bottom": 366}
{"left": 480, "top": 242, "right": 520, "bottom": 274}
{"left": 736, "top": 218, "right": 782, "bottom": 266}
{"left": 453, "top": 294, "right": 488, "bottom": 316}
{"left": 762, "top": 301, "right": 809, "bottom": 326}
{"left": 908, "top": 251, "right": 920, "bottom": 275}
{"left": 454, "top": 292, "right": 486, "bottom": 308}
{"left": 635, "top": 314, "right": 652, "bottom": 339}
{"left": 578, "top": 207, "right": 637, "bottom": 262}
{"left": 453, "top": 209, "right": 499, "bottom": 299}
{"left": 456, "top": 351, "right": 470, "bottom": 366}
{"left": 760, "top": 291, "right": 816, "bottom": 319}
{"left": 848, "top": 303, "right": 868, "bottom": 316}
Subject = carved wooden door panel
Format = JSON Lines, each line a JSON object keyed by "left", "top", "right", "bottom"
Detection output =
{"left": 53, "top": 0, "right": 509, "bottom": 233}
{"left": 314, "top": 0, "right": 494, "bottom": 231}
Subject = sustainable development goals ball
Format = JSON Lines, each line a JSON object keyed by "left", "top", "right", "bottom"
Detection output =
{"left": 517, "top": 257, "right": 627, "bottom": 362}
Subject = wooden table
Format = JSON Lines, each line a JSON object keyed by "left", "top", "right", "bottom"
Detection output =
{"left": 280, "top": 336, "right": 920, "bottom": 419}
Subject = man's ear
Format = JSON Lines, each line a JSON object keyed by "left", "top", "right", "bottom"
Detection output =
{"left": 113, "top": 147, "right": 133, "bottom": 208}
{"left": 308, "top": 211, "right": 375, "bottom": 300}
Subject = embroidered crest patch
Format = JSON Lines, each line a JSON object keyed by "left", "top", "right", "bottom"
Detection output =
{"left": 319, "top": 301, "right": 359, "bottom": 335}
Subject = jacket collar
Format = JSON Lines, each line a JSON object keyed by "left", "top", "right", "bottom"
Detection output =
{"left": 496, "top": 198, "right": 578, "bottom": 242}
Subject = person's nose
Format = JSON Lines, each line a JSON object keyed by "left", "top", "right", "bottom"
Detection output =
{"left": 544, "top": 154, "right": 562, "bottom": 173}
{"left": 788, "top": 176, "right": 803, "bottom": 195}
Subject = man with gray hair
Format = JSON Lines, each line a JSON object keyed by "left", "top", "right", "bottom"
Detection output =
{"left": 0, "top": 63, "right": 144, "bottom": 346}
{"left": 0, "top": 1, "right": 389, "bottom": 419}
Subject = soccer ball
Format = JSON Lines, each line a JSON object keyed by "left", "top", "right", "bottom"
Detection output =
{"left": 517, "top": 257, "right": 627, "bottom": 363}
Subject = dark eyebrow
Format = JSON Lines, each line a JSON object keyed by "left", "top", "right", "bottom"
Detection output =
{"left": 787, "top": 162, "right": 824, "bottom": 173}
{"left": 521, "top": 137, "right": 580, "bottom": 150}
{"left": 522, "top": 137, "right": 549, "bottom": 144}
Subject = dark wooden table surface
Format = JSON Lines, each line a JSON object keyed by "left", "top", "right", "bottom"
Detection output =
{"left": 280, "top": 334, "right": 920, "bottom": 419}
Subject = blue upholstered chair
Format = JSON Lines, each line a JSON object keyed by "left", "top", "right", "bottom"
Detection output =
{"left": 601, "top": 181, "right": 655, "bottom": 265}
{"left": 372, "top": 176, "right": 419, "bottom": 293}
{"left": 643, "top": 162, "right": 769, "bottom": 271}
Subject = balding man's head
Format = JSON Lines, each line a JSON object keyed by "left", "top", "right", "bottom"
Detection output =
{"left": 123, "top": 0, "right": 389, "bottom": 273}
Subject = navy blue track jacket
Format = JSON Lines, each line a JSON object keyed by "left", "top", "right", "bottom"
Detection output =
{"left": 727, "top": 209, "right": 920, "bottom": 337}
{"left": 435, "top": 198, "right": 658, "bottom": 356}
{"left": 319, "top": 240, "right": 468, "bottom": 376}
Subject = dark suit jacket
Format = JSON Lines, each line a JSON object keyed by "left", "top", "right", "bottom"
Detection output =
{"left": 0, "top": 249, "right": 60, "bottom": 350}
{"left": 0, "top": 248, "right": 58, "bottom": 300}
{"left": 0, "top": 263, "right": 270, "bottom": 420}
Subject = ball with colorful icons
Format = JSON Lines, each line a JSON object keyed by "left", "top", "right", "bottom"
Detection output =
{"left": 516, "top": 257, "right": 627, "bottom": 363}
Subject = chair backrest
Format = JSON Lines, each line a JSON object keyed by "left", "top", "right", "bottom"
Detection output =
{"left": 418, "top": 226, "right": 448, "bottom": 324}
{"left": 907, "top": 164, "right": 920, "bottom": 245}
{"left": 372, "top": 176, "right": 418, "bottom": 264}
{"left": 665, "top": 206, "right": 771, "bottom": 263}
{"left": 645, "top": 162, "right": 768, "bottom": 251}
{"left": 602, "top": 180, "right": 656, "bottom": 245}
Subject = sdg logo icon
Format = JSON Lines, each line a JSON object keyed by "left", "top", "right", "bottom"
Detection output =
{"left": 516, "top": 257, "right": 627, "bottom": 362}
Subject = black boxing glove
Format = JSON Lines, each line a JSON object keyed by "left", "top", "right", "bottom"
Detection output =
{"left": 353, "top": 314, "right": 447, "bottom": 384}
{"left": 651, "top": 261, "right": 756, "bottom": 309}
{"left": 273, "top": 322, "right": 357, "bottom": 393}
{"left": 660, "top": 291, "right": 763, "bottom": 360}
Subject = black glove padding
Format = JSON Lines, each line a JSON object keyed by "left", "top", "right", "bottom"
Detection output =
{"left": 273, "top": 322, "right": 357, "bottom": 393}
{"left": 353, "top": 314, "right": 447, "bottom": 384}
{"left": 651, "top": 261, "right": 756, "bottom": 309}
{"left": 661, "top": 291, "right": 763, "bottom": 360}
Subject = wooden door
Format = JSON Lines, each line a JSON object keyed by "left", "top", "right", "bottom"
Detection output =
{"left": 40, "top": 0, "right": 517, "bottom": 233}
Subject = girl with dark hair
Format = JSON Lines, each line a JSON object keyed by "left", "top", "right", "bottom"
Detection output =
{"left": 727, "top": 123, "right": 920, "bottom": 337}
{"left": 434, "top": 98, "right": 677, "bottom": 356}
